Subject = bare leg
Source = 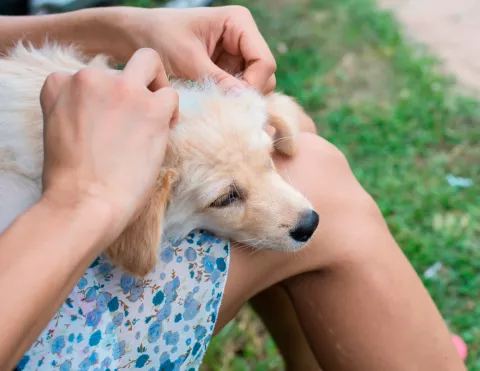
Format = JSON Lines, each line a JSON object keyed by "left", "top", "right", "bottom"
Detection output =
{"left": 250, "top": 285, "right": 320, "bottom": 371}
{"left": 215, "top": 133, "right": 465, "bottom": 371}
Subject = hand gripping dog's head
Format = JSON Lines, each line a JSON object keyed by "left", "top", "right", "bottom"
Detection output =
{"left": 107, "top": 81, "right": 319, "bottom": 276}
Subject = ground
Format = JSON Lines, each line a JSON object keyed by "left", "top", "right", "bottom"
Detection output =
{"left": 126, "top": 0, "right": 480, "bottom": 369}
{"left": 378, "top": 0, "right": 480, "bottom": 97}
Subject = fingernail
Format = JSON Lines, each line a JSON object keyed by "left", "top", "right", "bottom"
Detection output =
{"left": 229, "top": 81, "right": 249, "bottom": 97}
{"left": 229, "top": 86, "right": 244, "bottom": 97}
{"left": 219, "top": 78, "right": 248, "bottom": 96}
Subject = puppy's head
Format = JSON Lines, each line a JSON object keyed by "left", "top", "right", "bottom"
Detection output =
{"left": 162, "top": 82, "right": 319, "bottom": 252}
{"left": 108, "top": 82, "right": 319, "bottom": 276}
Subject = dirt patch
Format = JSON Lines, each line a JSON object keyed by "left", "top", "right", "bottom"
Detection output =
{"left": 378, "top": 0, "right": 480, "bottom": 97}
{"left": 321, "top": 49, "right": 394, "bottom": 108}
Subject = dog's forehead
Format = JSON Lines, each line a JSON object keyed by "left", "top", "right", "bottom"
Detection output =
{"left": 177, "top": 82, "right": 268, "bottom": 128}
{"left": 172, "top": 82, "right": 273, "bottom": 162}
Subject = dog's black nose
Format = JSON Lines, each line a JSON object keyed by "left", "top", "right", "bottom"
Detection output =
{"left": 289, "top": 210, "right": 319, "bottom": 242}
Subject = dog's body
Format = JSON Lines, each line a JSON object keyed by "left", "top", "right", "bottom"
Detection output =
{"left": 0, "top": 44, "right": 319, "bottom": 276}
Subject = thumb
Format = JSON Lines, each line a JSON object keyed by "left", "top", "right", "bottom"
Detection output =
{"left": 209, "top": 66, "right": 247, "bottom": 92}
{"left": 186, "top": 52, "right": 247, "bottom": 92}
{"left": 40, "top": 71, "right": 71, "bottom": 116}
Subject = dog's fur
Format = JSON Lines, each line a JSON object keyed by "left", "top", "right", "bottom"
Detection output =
{"left": 0, "top": 44, "right": 318, "bottom": 276}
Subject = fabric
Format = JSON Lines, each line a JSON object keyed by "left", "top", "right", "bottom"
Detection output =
{"left": 17, "top": 230, "right": 230, "bottom": 371}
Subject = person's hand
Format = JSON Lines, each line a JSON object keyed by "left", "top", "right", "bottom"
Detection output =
{"left": 40, "top": 48, "right": 178, "bottom": 238}
{"left": 118, "top": 6, "right": 276, "bottom": 94}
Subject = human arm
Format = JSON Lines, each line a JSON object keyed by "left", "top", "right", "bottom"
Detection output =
{"left": 0, "top": 194, "right": 115, "bottom": 368}
{"left": 0, "top": 48, "right": 178, "bottom": 370}
{"left": 0, "top": 6, "right": 276, "bottom": 93}
{"left": 0, "top": 8, "right": 133, "bottom": 62}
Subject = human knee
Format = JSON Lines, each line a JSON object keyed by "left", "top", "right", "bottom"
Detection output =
{"left": 278, "top": 133, "right": 385, "bottom": 270}
{"left": 276, "top": 132, "right": 361, "bottom": 199}
{"left": 294, "top": 133, "right": 378, "bottom": 209}
{"left": 297, "top": 132, "right": 348, "bottom": 166}
{"left": 298, "top": 111, "right": 318, "bottom": 134}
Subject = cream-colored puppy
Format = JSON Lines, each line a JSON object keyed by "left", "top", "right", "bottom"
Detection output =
{"left": 0, "top": 44, "right": 319, "bottom": 276}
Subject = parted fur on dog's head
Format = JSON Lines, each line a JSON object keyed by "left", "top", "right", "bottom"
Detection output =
{"left": 108, "top": 80, "right": 319, "bottom": 275}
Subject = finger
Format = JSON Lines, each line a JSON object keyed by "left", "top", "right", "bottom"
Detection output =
{"left": 215, "top": 73, "right": 248, "bottom": 93}
{"left": 215, "top": 52, "right": 245, "bottom": 76}
{"left": 40, "top": 71, "right": 71, "bottom": 115}
{"left": 122, "top": 48, "right": 170, "bottom": 91}
{"left": 263, "top": 74, "right": 277, "bottom": 95}
{"left": 181, "top": 46, "right": 248, "bottom": 92}
{"left": 153, "top": 87, "right": 179, "bottom": 129}
{"left": 221, "top": 8, "right": 277, "bottom": 90}
{"left": 242, "top": 59, "right": 276, "bottom": 93}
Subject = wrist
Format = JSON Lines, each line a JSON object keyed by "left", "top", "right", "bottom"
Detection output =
{"left": 106, "top": 7, "right": 171, "bottom": 63}
{"left": 61, "top": 7, "right": 140, "bottom": 63}
{"left": 88, "top": 6, "right": 153, "bottom": 63}
{"left": 39, "top": 189, "right": 117, "bottom": 253}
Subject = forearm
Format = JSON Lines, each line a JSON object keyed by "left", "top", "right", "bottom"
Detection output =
{"left": 0, "top": 196, "right": 113, "bottom": 370}
{"left": 0, "top": 7, "right": 137, "bottom": 62}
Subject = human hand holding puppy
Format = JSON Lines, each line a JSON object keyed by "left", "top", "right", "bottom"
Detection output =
{"left": 0, "top": 6, "right": 276, "bottom": 94}
{"left": 119, "top": 6, "right": 277, "bottom": 93}
{"left": 41, "top": 48, "right": 178, "bottom": 243}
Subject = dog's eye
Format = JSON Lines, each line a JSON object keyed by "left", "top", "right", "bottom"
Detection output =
{"left": 211, "top": 190, "right": 241, "bottom": 208}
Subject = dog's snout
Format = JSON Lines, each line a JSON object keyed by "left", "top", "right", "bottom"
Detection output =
{"left": 289, "top": 210, "right": 319, "bottom": 242}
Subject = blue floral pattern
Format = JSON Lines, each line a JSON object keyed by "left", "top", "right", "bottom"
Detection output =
{"left": 18, "top": 230, "right": 230, "bottom": 371}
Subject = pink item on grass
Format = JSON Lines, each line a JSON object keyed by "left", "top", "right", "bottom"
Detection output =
{"left": 452, "top": 334, "right": 468, "bottom": 361}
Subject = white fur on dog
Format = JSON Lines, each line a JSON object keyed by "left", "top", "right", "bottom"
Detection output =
{"left": 0, "top": 44, "right": 317, "bottom": 268}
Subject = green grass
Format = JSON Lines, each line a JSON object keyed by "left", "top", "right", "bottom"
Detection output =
{"left": 126, "top": 0, "right": 480, "bottom": 369}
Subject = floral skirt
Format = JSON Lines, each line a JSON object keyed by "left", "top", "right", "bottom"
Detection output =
{"left": 17, "top": 231, "right": 230, "bottom": 371}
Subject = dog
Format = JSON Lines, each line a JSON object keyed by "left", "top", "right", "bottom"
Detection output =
{"left": 0, "top": 44, "right": 319, "bottom": 276}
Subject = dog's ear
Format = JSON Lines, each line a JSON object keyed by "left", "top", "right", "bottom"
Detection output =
{"left": 265, "top": 93, "right": 304, "bottom": 157}
{"left": 105, "top": 169, "right": 177, "bottom": 277}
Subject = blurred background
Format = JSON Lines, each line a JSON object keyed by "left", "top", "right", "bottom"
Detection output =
{"left": 2, "top": 0, "right": 479, "bottom": 370}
